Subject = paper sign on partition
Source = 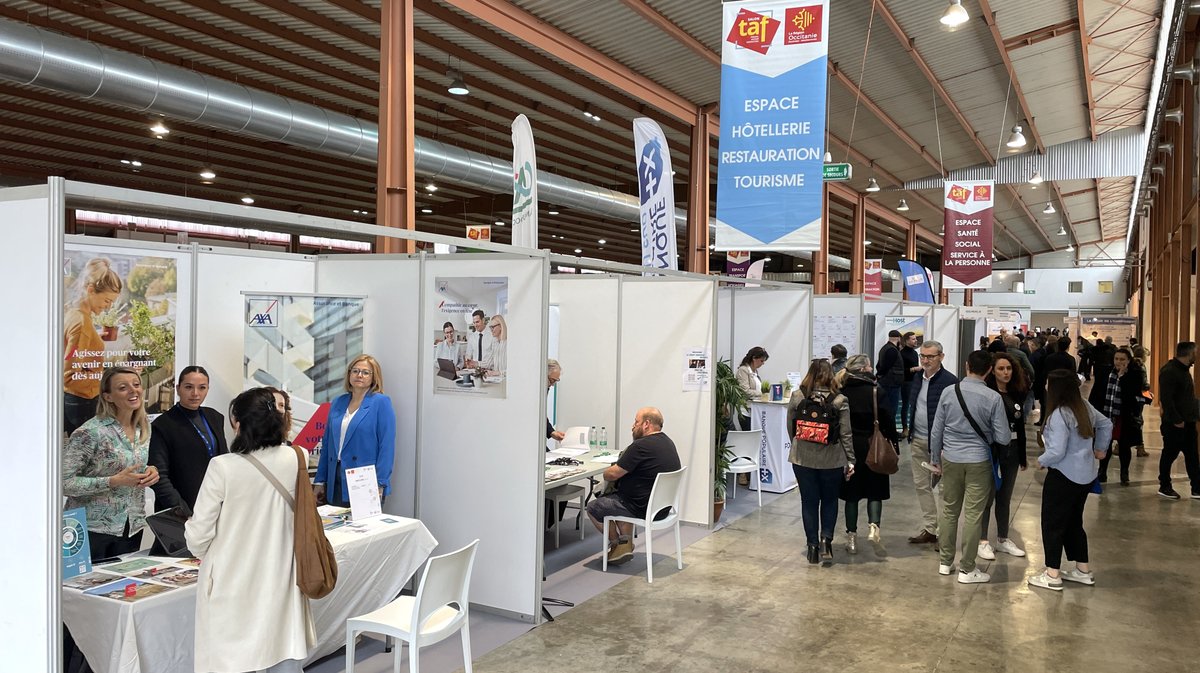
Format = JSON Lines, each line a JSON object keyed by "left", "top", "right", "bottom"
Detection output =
{"left": 683, "top": 348, "right": 711, "bottom": 391}
{"left": 344, "top": 465, "right": 382, "bottom": 521}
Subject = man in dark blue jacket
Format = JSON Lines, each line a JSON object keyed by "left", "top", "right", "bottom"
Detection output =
{"left": 906, "top": 339, "right": 958, "bottom": 544}
{"left": 1158, "top": 341, "right": 1200, "bottom": 500}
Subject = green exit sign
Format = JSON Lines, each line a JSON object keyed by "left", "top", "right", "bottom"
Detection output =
{"left": 822, "top": 163, "right": 852, "bottom": 181}
{"left": 1024, "top": 289, "right": 1036, "bottom": 295}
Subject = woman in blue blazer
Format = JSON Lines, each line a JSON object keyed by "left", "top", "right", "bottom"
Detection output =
{"left": 314, "top": 355, "right": 396, "bottom": 507}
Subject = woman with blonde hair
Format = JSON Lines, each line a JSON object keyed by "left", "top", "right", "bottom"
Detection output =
{"left": 63, "top": 257, "right": 123, "bottom": 434}
{"left": 315, "top": 355, "right": 396, "bottom": 507}
{"left": 63, "top": 366, "right": 159, "bottom": 557}
{"left": 483, "top": 314, "right": 508, "bottom": 375}
{"left": 789, "top": 358, "right": 854, "bottom": 564}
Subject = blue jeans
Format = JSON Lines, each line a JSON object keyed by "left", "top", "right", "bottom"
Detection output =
{"left": 793, "top": 465, "right": 843, "bottom": 546}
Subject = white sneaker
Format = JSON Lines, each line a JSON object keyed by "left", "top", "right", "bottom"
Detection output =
{"left": 938, "top": 563, "right": 955, "bottom": 576}
{"left": 1061, "top": 568, "right": 1095, "bottom": 585}
{"left": 958, "top": 568, "right": 991, "bottom": 584}
{"left": 1027, "top": 571, "right": 1063, "bottom": 591}
{"left": 994, "top": 538, "right": 1026, "bottom": 557}
{"left": 977, "top": 541, "right": 996, "bottom": 560}
{"left": 867, "top": 523, "right": 881, "bottom": 543}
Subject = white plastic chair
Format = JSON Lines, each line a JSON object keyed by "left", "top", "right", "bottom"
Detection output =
{"left": 560, "top": 425, "right": 591, "bottom": 449}
{"left": 345, "top": 539, "right": 479, "bottom": 673}
{"left": 545, "top": 483, "right": 586, "bottom": 547}
{"left": 725, "top": 429, "right": 763, "bottom": 508}
{"left": 602, "top": 466, "right": 687, "bottom": 583}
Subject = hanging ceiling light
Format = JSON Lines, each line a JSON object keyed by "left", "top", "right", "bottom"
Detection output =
{"left": 239, "top": 195, "right": 255, "bottom": 205}
{"left": 425, "top": 182, "right": 438, "bottom": 192}
{"left": 865, "top": 177, "right": 880, "bottom": 192}
{"left": 1028, "top": 171, "right": 1043, "bottom": 186}
{"left": 1006, "top": 124, "right": 1027, "bottom": 149}
{"left": 574, "top": 248, "right": 582, "bottom": 254}
{"left": 823, "top": 151, "right": 833, "bottom": 163}
{"left": 864, "top": 240, "right": 872, "bottom": 246}
{"left": 896, "top": 199, "right": 910, "bottom": 211}
{"left": 940, "top": 0, "right": 969, "bottom": 28}
{"left": 421, "top": 207, "right": 433, "bottom": 214}
{"left": 1057, "top": 225, "right": 1067, "bottom": 236}
{"left": 150, "top": 122, "right": 170, "bottom": 136}
{"left": 1066, "top": 242, "right": 1075, "bottom": 252}
{"left": 198, "top": 167, "right": 216, "bottom": 180}
{"left": 548, "top": 206, "right": 560, "bottom": 215}
{"left": 446, "top": 70, "right": 469, "bottom": 96}
{"left": 1043, "top": 202, "right": 1055, "bottom": 214}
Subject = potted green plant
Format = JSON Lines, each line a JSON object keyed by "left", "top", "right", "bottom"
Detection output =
{"left": 714, "top": 359, "right": 750, "bottom": 522}
{"left": 760, "top": 379, "right": 772, "bottom": 402}
{"left": 95, "top": 301, "right": 126, "bottom": 341}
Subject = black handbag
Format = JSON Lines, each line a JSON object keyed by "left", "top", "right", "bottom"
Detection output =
{"left": 954, "top": 384, "right": 1011, "bottom": 463}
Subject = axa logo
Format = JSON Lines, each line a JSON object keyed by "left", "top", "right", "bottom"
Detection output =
{"left": 785, "top": 6, "right": 823, "bottom": 45}
{"left": 726, "top": 8, "right": 780, "bottom": 55}
{"left": 247, "top": 298, "right": 279, "bottom": 327}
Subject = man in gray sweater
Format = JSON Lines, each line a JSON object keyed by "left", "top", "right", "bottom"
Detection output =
{"left": 929, "top": 350, "right": 1011, "bottom": 584}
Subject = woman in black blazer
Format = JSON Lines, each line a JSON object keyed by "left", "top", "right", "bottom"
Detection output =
{"left": 148, "top": 366, "right": 229, "bottom": 515}
{"left": 1088, "top": 348, "right": 1145, "bottom": 485}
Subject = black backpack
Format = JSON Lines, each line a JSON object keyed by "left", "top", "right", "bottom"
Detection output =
{"left": 793, "top": 392, "right": 841, "bottom": 445}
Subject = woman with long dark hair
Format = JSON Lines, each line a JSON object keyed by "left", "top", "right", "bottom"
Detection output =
{"left": 1028, "top": 370, "right": 1112, "bottom": 591}
{"left": 838, "top": 354, "right": 899, "bottom": 553}
{"left": 736, "top": 346, "right": 769, "bottom": 429}
{"left": 978, "top": 352, "right": 1030, "bottom": 560}
{"left": 788, "top": 358, "right": 854, "bottom": 564}
{"left": 185, "top": 388, "right": 314, "bottom": 672}
{"left": 1088, "top": 347, "right": 1146, "bottom": 485}
{"left": 148, "top": 365, "right": 228, "bottom": 516}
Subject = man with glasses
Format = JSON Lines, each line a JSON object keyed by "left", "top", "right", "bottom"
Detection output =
{"left": 546, "top": 360, "right": 565, "bottom": 442}
{"left": 434, "top": 321, "right": 464, "bottom": 368}
{"left": 905, "top": 340, "right": 958, "bottom": 545}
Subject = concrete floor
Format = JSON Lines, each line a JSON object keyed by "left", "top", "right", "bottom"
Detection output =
{"left": 468, "top": 408, "right": 1200, "bottom": 673}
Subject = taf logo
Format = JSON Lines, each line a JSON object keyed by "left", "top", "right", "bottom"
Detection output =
{"left": 727, "top": 8, "right": 780, "bottom": 55}
{"left": 638, "top": 137, "right": 665, "bottom": 204}
{"left": 247, "top": 298, "right": 278, "bottom": 327}
{"left": 948, "top": 185, "right": 970, "bottom": 205}
{"left": 973, "top": 185, "right": 992, "bottom": 202}
{"left": 784, "top": 6, "right": 823, "bottom": 45}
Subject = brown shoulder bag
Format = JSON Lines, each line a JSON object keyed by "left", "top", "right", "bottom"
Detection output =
{"left": 865, "top": 386, "right": 900, "bottom": 475}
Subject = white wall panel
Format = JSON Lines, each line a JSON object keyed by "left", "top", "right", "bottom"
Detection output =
{"left": 727, "top": 287, "right": 812, "bottom": 383}
{"left": 549, "top": 276, "right": 620, "bottom": 444}
{"left": 619, "top": 278, "right": 715, "bottom": 526}
{"left": 316, "top": 256, "right": 420, "bottom": 518}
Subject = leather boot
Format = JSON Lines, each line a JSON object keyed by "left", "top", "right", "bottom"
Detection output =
{"left": 821, "top": 539, "right": 834, "bottom": 560}
{"left": 845, "top": 531, "right": 858, "bottom": 554}
{"left": 806, "top": 545, "right": 819, "bottom": 564}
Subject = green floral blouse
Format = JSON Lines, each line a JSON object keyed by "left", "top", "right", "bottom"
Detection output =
{"left": 63, "top": 416, "right": 151, "bottom": 536}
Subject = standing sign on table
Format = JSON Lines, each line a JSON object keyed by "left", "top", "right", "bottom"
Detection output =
{"left": 716, "top": 0, "right": 830, "bottom": 251}
{"left": 941, "top": 180, "right": 995, "bottom": 290}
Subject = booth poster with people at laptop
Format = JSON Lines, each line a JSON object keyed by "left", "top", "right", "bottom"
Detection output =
{"left": 431, "top": 276, "right": 510, "bottom": 399}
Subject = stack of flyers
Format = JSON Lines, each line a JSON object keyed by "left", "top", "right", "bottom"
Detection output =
{"left": 63, "top": 570, "right": 121, "bottom": 591}
{"left": 83, "top": 578, "right": 177, "bottom": 602}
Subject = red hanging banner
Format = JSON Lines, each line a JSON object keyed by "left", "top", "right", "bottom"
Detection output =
{"left": 941, "top": 180, "right": 994, "bottom": 290}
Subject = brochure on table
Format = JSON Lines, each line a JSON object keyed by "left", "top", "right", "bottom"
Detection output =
{"left": 345, "top": 464, "right": 383, "bottom": 521}
{"left": 62, "top": 507, "right": 91, "bottom": 579}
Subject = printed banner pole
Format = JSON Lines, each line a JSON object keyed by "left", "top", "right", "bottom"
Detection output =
{"left": 942, "top": 180, "right": 994, "bottom": 290}
{"left": 864, "top": 258, "right": 883, "bottom": 297}
{"left": 716, "top": 0, "right": 829, "bottom": 251}
{"left": 897, "top": 258, "right": 935, "bottom": 304}
{"left": 633, "top": 117, "right": 678, "bottom": 269}
{"left": 511, "top": 114, "right": 538, "bottom": 249}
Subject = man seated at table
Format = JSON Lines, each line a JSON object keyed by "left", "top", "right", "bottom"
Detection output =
{"left": 585, "top": 407, "right": 681, "bottom": 565}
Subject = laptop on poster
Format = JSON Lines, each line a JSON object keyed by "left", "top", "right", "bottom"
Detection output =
{"left": 436, "top": 358, "right": 459, "bottom": 381}
{"left": 146, "top": 506, "right": 192, "bottom": 557}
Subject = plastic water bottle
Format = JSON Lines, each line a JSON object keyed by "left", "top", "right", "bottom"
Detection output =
{"left": 599, "top": 427, "right": 608, "bottom": 452}
{"left": 588, "top": 426, "right": 597, "bottom": 450}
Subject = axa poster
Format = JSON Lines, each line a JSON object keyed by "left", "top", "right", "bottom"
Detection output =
{"left": 429, "top": 276, "right": 510, "bottom": 399}
{"left": 243, "top": 294, "right": 364, "bottom": 442}
{"left": 715, "top": 0, "right": 829, "bottom": 251}
{"left": 63, "top": 244, "right": 191, "bottom": 430}
{"left": 942, "top": 180, "right": 995, "bottom": 290}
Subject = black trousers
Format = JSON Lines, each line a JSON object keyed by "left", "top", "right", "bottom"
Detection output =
{"left": 1160, "top": 422, "right": 1200, "bottom": 492}
{"left": 982, "top": 453, "right": 1021, "bottom": 540}
{"left": 1040, "top": 468, "right": 1090, "bottom": 570}
{"left": 1099, "top": 438, "right": 1133, "bottom": 482}
{"left": 900, "top": 382, "right": 913, "bottom": 432}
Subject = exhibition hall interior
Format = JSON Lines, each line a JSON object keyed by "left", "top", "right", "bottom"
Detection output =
{"left": 4, "top": 1, "right": 1199, "bottom": 672}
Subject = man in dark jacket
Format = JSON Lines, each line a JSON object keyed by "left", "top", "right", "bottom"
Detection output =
{"left": 1030, "top": 337, "right": 1048, "bottom": 424}
{"left": 905, "top": 339, "right": 958, "bottom": 544}
{"left": 1157, "top": 341, "right": 1200, "bottom": 500}
{"left": 1092, "top": 336, "right": 1116, "bottom": 386}
{"left": 900, "top": 332, "right": 920, "bottom": 434}
{"left": 877, "top": 330, "right": 905, "bottom": 429}
{"left": 1043, "top": 336, "right": 1077, "bottom": 376}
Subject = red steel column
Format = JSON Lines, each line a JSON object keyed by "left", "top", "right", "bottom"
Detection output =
{"left": 377, "top": 0, "right": 416, "bottom": 254}
{"left": 814, "top": 185, "right": 829, "bottom": 294}
{"left": 687, "top": 106, "right": 711, "bottom": 274}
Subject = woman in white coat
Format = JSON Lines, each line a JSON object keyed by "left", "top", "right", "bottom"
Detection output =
{"left": 185, "top": 388, "right": 314, "bottom": 673}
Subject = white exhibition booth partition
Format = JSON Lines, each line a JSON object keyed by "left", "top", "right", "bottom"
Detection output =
{"left": 1, "top": 185, "right": 60, "bottom": 672}
{"left": 863, "top": 298, "right": 900, "bottom": 355}
{"left": 618, "top": 278, "right": 716, "bottom": 526}
{"left": 717, "top": 284, "right": 814, "bottom": 380}
{"left": 931, "top": 305, "right": 963, "bottom": 374}
{"left": 549, "top": 276, "right": 621, "bottom": 445}
{"left": 812, "top": 295, "right": 865, "bottom": 361}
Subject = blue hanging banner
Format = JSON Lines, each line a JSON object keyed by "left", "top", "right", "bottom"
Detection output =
{"left": 898, "top": 259, "right": 936, "bottom": 304}
{"left": 716, "top": 0, "right": 829, "bottom": 252}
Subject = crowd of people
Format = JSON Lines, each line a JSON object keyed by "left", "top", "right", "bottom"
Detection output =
{"left": 772, "top": 327, "right": 1197, "bottom": 593}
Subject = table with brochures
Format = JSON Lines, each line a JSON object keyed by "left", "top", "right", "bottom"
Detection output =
{"left": 63, "top": 514, "right": 437, "bottom": 673}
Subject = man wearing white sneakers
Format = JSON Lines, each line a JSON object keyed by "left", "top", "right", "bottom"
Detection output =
{"left": 929, "top": 350, "right": 1012, "bottom": 584}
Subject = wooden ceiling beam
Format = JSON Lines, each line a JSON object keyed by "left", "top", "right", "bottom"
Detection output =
{"left": 101, "top": 0, "right": 378, "bottom": 93}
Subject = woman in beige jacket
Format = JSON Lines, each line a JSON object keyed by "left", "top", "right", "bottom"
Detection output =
{"left": 185, "top": 388, "right": 314, "bottom": 673}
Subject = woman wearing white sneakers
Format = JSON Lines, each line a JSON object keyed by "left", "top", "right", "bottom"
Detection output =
{"left": 978, "top": 352, "right": 1029, "bottom": 561}
{"left": 1028, "top": 370, "right": 1112, "bottom": 591}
